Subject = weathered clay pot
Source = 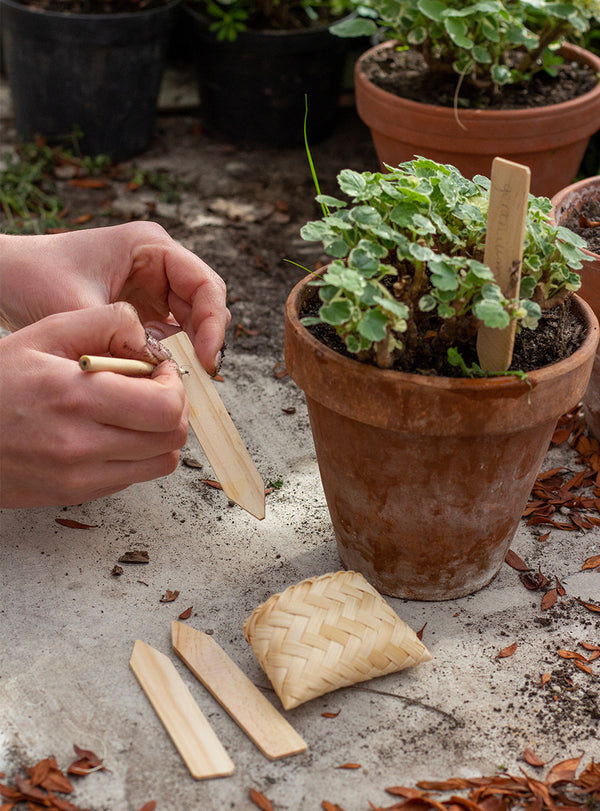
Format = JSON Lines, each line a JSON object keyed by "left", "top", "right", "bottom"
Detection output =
{"left": 551, "top": 176, "right": 600, "bottom": 440}
{"left": 284, "top": 277, "right": 599, "bottom": 600}
{"left": 354, "top": 42, "right": 600, "bottom": 198}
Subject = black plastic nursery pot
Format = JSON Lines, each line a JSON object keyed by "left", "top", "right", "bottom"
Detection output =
{"left": 185, "top": 6, "right": 349, "bottom": 147}
{"left": 0, "top": 0, "right": 180, "bottom": 161}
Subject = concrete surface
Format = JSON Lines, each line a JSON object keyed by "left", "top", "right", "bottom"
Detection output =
{"left": 1, "top": 67, "right": 600, "bottom": 811}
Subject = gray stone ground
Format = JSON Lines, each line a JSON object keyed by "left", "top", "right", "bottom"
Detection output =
{"left": 0, "top": 66, "right": 599, "bottom": 811}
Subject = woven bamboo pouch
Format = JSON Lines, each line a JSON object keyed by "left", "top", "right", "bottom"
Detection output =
{"left": 243, "top": 570, "right": 432, "bottom": 710}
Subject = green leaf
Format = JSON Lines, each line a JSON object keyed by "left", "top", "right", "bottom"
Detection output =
{"left": 349, "top": 205, "right": 383, "bottom": 228}
{"left": 300, "top": 220, "right": 331, "bottom": 241}
{"left": 417, "top": 0, "right": 446, "bottom": 21}
{"left": 473, "top": 298, "right": 510, "bottom": 328}
{"left": 418, "top": 294, "right": 437, "bottom": 312}
{"left": 320, "top": 299, "right": 353, "bottom": 326}
{"left": 472, "top": 45, "right": 492, "bottom": 64}
{"left": 316, "top": 194, "right": 347, "bottom": 209}
{"left": 445, "top": 18, "right": 473, "bottom": 48}
{"left": 338, "top": 169, "right": 369, "bottom": 198}
{"left": 329, "top": 17, "right": 377, "bottom": 37}
{"left": 324, "top": 236, "right": 350, "bottom": 258}
{"left": 357, "top": 308, "right": 388, "bottom": 341}
{"left": 348, "top": 246, "right": 381, "bottom": 276}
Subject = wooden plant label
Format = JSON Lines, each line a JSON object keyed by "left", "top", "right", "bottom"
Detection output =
{"left": 172, "top": 622, "right": 307, "bottom": 760}
{"left": 476, "top": 157, "right": 531, "bottom": 372}
{"left": 162, "top": 332, "right": 265, "bottom": 520}
{"left": 129, "top": 640, "right": 234, "bottom": 780}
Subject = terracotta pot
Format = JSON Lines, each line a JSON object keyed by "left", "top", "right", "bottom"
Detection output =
{"left": 354, "top": 42, "right": 600, "bottom": 198}
{"left": 0, "top": 0, "right": 179, "bottom": 161}
{"left": 284, "top": 277, "right": 599, "bottom": 600}
{"left": 551, "top": 176, "right": 600, "bottom": 440}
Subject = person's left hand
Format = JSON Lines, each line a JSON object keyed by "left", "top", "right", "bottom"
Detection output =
{"left": 0, "top": 222, "right": 230, "bottom": 374}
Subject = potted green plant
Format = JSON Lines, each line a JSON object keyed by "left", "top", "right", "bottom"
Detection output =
{"left": 0, "top": 0, "right": 180, "bottom": 161}
{"left": 183, "top": 0, "right": 355, "bottom": 146}
{"left": 284, "top": 156, "right": 599, "bottom": 601}
{"left": 551, "top": 174, "right": 600, "bottom": 440}
{"left": 330, "top": 0, "right": 600, "bottom": 197}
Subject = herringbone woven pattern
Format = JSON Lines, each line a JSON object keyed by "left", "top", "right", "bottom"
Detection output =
{"left": 243, "top": 570, "right": 432, "bottom": 710}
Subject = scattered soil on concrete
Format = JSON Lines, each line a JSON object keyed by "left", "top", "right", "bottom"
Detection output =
{"left": 560, "top": 197, "right": 600, "bottom": 254}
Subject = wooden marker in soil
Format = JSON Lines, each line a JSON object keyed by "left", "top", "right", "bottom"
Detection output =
{"left": 129, "top": 640, "right": 234, "bottom": 780}
{"left": 476, "top": 157, "right": 531, "bottom": 372}
{"left": 161, "top": 332, "right": 265, "bottom": 520}
{"left": 172, "top": 622, "right": 307, "bottom": 760}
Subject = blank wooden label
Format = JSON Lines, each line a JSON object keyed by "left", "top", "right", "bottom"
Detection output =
{"left": 172, "top": 622, "right": 307, "bottom": 760}
{"left": 130, "top": 639, "right": 234, "bottom": 780}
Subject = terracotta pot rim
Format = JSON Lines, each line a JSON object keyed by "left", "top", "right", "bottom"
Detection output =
{"left": 551, "top": 175, "right": 600, "bottom": 264}
{"left": 286, "top": 275, "right": 599, "bottom": 393}
{"left": 355, "top": 41, "right": 600, "bottom": 119}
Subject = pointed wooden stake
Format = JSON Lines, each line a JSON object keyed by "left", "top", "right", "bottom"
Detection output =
{"left": 162, "top": 332, "right": 265, "bottom": 520}
{"left": 129, "top": 640, "right": 234, "bottom": 780}
{"left": 172, "top": 622, "right": 307, "bottom": 760}
{"left": 476, "top": 157, "right": 531, "bottom": 372}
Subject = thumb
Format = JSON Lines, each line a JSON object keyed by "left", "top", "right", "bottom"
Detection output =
{"left": 34, "top": 302, "right": 154, "bottom": 362}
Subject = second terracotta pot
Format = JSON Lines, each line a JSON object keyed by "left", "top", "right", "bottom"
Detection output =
{"left": 354, "top": 42, "right": 600, "bottom": 198}
{"left": 551, "top": 175, "right": 600, "bottom": 440}
{"left": 284, "top": 278, "right": 599, "bottom": 600}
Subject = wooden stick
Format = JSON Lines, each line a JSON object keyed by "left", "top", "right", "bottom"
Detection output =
{"left": 476, "top": 157, "right": 531, "bottom": 372}
{"left": 129, "top": 639, "right": 234, "bottom": 780}
{"left": 172, "top": 622, "right": 307, "bottom": 761}
{"left": 79, "top": 355, "right": 156, "bottom": 376}
{"left": 162, "top": 332, "right": 265, "bottom": 520}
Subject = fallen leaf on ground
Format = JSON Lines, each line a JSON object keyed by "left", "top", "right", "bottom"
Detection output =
{"left": 322, "top": 711, "right": 340, "bottom": 718}
{"left": 67, "top": 745, "right": 105, "bottom": 776}
{"left": 322, "top": 802, "right": 347, "bottom": 811}
{"left": 505, "top": 550, "right": 530, "bottom": 571}
{"left": 160, "top": 590, "right": 180, "bottom": 603}
{"left": 335, "top": 763, "right": 361, "bottom": 770}
{"left": 202, "top": 479, "right": 223, "bottom": 490}
{"left": 55, "top": 518, "right": 98, "bottom": 530}
{"left": 541, "top": 589, "right": 557, "bottom": 610}
{"left": 135, "top": 803, "right": 156, "bottom": 811}
{"left": 178, "top": 606, "right": 193, "bottom": 620}
{"left": 496, "top": 642, "right": 518, "bottom": 658}
{"left": 523, "top": 748, "right": 546, "bottom": 767}
{"left": 118, "top": 550, "right": 149, "bottom": 564}
{"left": 249, "top": 787, "right": 273, "bottom": 810}
{"left": 582, "top": 554, "right": 600, "bottom": 570}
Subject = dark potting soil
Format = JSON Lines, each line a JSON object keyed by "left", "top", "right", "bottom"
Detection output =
{"left": 302, "top": 292, "right": 587, "bottom": 378}
{"left": 560, "top": 197, "right": 600, "bottom": 254}
{"left": 360, "top": 48, "right": 599, "bottom": 110}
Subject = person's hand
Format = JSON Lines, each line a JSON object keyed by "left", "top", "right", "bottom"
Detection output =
{"left": 0, "top": 302, "right": 189, "bottom": 508}
{"left": 0, "top": 222, "right": 230, "bottom": 374}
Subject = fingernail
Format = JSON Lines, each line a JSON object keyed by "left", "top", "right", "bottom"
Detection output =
{"left": 145, "top": 329, "right": 172, "bottom": 362}
{"left": 214, "top": 350, "right": 223, "bottom": 373}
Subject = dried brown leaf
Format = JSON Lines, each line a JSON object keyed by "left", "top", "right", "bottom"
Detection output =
{"left": 496, "top": 642, "right": 518, "bottom": 659}
{"left": 178, "top": 606, "right": 193, "bottom": 620}
{"left": 386, "top": 787, "right": 428, "bottom": 798}
{"left": 118, "top": 550, "right": 149, "bottom": 564}
{"left": 160, "top": 590, "right": 180, "bottom": 603}
{"left": 321, "top": 711, "right": 340, "bottom": 718}
{"left": 541, "top": 673, "right": 551, "bottom": 685}
{"left": 581, "top": 642, "right": 600, "bottom": 652}
{"left": 575, "top": 598, "right": 600, "bottom": 613}
{"left": 505, "top": 550, "right": 531, "bottom": 571}
{"left": 541, "top": 589, "right": 558, "bottom": 610}
{"left": 558, "top": 649, "right": 587, "bottom": 662}
{"left": 55, "top": 518, "right": 98, "bottom": 530}
{"left": 202, "top": 479, "right": 223, "bottom": 490}
{"left": 545, "top": 755, "right": 583, "bottom": 786}
{"left": 322, "top": 802, "right": 347, "bottom": 811}
{"left": 582, "top": 554, "right": 600, "bottom": 570}
{"left": 335, "top": 763, "right": 361, "bottom": 770}
{"left": 249, "top": 787, "right": 274, "bottom": 811}
{"left": 573, "top": 660, "right": 593, "bottom": 674}
{"left": 135, "top": 803, "right": 157, "bottom": 811}
{"left": 523, "top": 748, "right": 546, "bottom": 767}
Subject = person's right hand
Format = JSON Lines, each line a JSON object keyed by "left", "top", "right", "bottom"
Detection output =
{"left": 0, "top": 302, "right": 189, "bottom": 508}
